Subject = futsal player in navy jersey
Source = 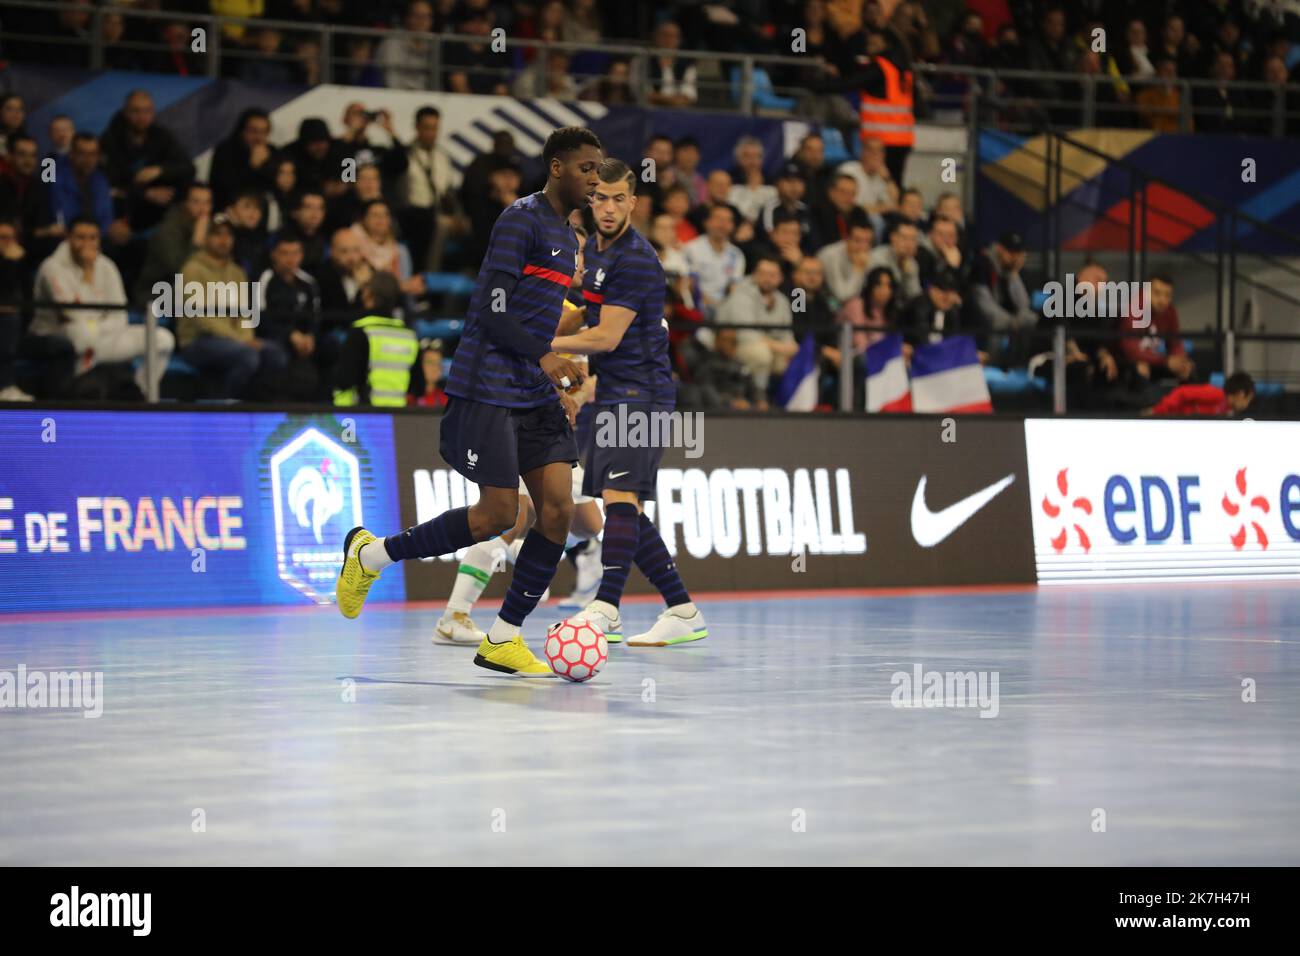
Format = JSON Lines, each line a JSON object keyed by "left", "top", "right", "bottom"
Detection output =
{"left": 551, "top": 159, "right": 708, "bottom": 647}
{"left": 335, "top": 127, "right": 602, "bottom": 677}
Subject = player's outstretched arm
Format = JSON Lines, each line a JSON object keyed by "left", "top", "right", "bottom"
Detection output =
{"left": 479, "top": 267, "right": 586, "bottom": 389}
{"left": 551, "top": 305, "right": 635, "bottom": 355}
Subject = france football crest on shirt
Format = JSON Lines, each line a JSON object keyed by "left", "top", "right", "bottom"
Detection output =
{"left": 270, "top": 427, "right": 363, "bottom": 602}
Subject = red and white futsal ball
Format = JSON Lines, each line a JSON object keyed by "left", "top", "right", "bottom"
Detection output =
{"left": 545, "top": 618, "right": 607, "bottom": 682}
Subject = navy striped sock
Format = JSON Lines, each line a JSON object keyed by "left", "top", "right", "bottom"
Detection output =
{"left": 595, "top": 503, "right": 640, "bottom": 607}
{"left": 634, "top": 513, "right": 690, "bottom": 607}
{"left": 499, "top": 529, "right": 564, "bottom": 627}
{"left": 383, "top": 507, "right": 475, "bottom": 562}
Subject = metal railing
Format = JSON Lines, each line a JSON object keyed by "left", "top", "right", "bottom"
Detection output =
{"left": 4, "top": 0, "right": 1300, "bottom": 130}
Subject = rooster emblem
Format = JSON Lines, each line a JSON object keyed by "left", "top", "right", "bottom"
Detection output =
{"left": 288, "top": 458, "right": 344, "bottom": 544}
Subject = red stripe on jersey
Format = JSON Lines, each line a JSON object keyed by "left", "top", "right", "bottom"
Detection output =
{"left": 522, "top": 263, "right": 572, "bottom": 287}
{"left": 582, "top": 290, "right": 605, "bottom": 304}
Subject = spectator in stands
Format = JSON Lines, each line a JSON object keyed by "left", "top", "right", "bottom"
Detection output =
{"left": 338, "top": 104, "right": 408, "bottom": 186}
{"left": 1119, "top": 273, "right": 1193, "bottom": 386}
{"left": 46, "top": 116, "right": 75, "bottom": 164}
{"left": 331, "top": 271, "right": 418, "bottom": 407}
{"left": 31, "top": 216, "right": 173, "bottom": 398}
{"left": 1047, "top": 262, "right": 1121, "bottom": 411}
{"left": 758, "top": 162, "right": 813, "bottom": 246}
{"left": 264, "top": 158, "right": 299, "bottom": 234}
{"left": 683, "top": 204, "right": 745, "bottom": 319}
{"left": 462, "top": 162, "right": 524, "bottom": 266}
{"left": 241, "top": 27, "right": 296, "bottom": 85}
{"left": 788, "top": 255, "right": 841, "bottom": 398}
{"left": 1144, "top": 372, "right": 1255, "bottom": 418}
{"left": 661, "top": 184, "right": 698, "bottom": 244}
{"left": 1136, "top": 57, "right": 1186, "bottom": 132}
{"left": 317, "top": 227, "right": 371, "bottom": 319}
{"left": 837, "top": 136, "right": 898, "bottom": 235}
{"left": 945, "top": 10, "right": 989, "bottom": 69}
{"left": 256, "top": 234, "right": 321, "bottom": 401}
{"left": 279, "top": 190, "right": 328, "bottom": 275}
{"left": 969, "top": 230, "right": 1033, "bottom": 340}
{"left": 715, "top": 255, "right": 797, "bottom": 392}
{"left": 1025, "top": 5, "right": 1079, "bottom": 124}
{"left": 817, "top": 217, "right": 874, "bottom": 308}
{"left": 793, "top": 132, "right": 833, "bottom": 205}
{"left": 328, "top": 162, "right": 387, "bottom": 235}
{"left": 286, "top": 118, "right": 348, "bottom": 202}
{"left": 1196, "top": 50, "right": 1251, "bottom": 133}
{"left": 0, "top": 219, "right": 32, "bottom": 401}
{"left": 397, "top": 106, "right": 463, "bottom": 273}
{"left": 152, "top": 20, "right": 206, "bottom": 77}
{"left": 223, "top": 188, "right": 268, "bottom": 277}
{"left": 0, "top": 135, "right": 59, "bottom": 251}
{"left": 581, "top": 59, "right": 635, "bottom": 105}
{"left": 672, "top": 137, "right": 708, "bottom": 206}
{"left": 49, "top": 134, "right": 120, "bottom": 243}
{"left": 867, "top": 220, "right": 921, "bottom": 302}
{"left": 210, "top": 108, "right": 277, "bottom": 210}
{"left": 1156, "top": 15, "right": 1200, "bottom": 79}
{"left": 0, "top": 96, "right": 28, "bottom": 157}
{"left": 514, "top": 50, "right": 580, "bottom": 99}
{"left": 644, "top": 21, "right": 699, "bottom": 107}
{"left": 931, "top": 192, "right": 967, "bottom": 245}
{"left": 409, "top": 339, "right": 449, "bottom": 408}
{"left": 884, "top": 187, "right": 926, "bottom": 236}
{"left": 687, "top": 326, "right": 768, "bottom": 410}
{"left": 1077, "top": 48, "right": 1131, "bottom": 125}
{"left": 517, "top": 0, "right": 566, "bottom": 61}
{"left": 377, "top": 0, "right": 436, "bottom": 90}
{"left": 135, "top": 182, "right": 212, "bottom": 306}
{"left": 639, "top": 134, "right": 678, "bottom": 213}
{"left": 650, "top": 213, "right": 694, "bottom": 311}
{"left": 809, "top": 173, "right": 866, "bottom": 251}
{"left": 564, "top": 0, "right": 603, "bottom": 44}
{"left": 917, "top": 215, "right": 967, "bottom": 290}
{"left": 177, "top": 215, "right": 283, "bottom": 400}
{"left": 727, "top": 137, "right": 776, "bottom": 226}
{"left": 1119, "top": 18, "right": 1156, "bottom": 78}
{"left": 1258, "top": 55, "right": 1300, "bottom": 136}
{"left": 846, "top": 265, "right": 899, "bottom": 350}
{"left": 444, "top": 6, "right": 511, "bottom": 95}
{"left": 687, "top": 170, "right": 748, "bottom": 242}
{"left": 748, "top": 211, "right": 806, "bottom": 284}
{"left": 899, "top": 272, "right": 974, "bottom": 357}
{"left": 101, "top": 91, "right": 192, "bottom": 232}
{"left": 211, "top": 0, "right": 266, "bottom": 45}
{"left": 341, "top": 36, "right": 384, "bottom": 87}
{"left": 350, "top": 199, "right": 411, "bottom": 281}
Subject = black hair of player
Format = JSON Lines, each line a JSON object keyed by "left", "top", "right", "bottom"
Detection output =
{"left": 543, "top": 127, "right": 603, "bottom": 167}
{"left": 597, "top": 158, "right": 636, "bottom": 194}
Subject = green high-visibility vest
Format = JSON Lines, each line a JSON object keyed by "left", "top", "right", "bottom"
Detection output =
{"left": 333, "top": 315, "right": 419, "bottom": 407}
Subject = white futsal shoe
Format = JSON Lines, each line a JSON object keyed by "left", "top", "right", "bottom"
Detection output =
{"left": 563, "top": 542, "right": 603, "bottom": 608}
{"left": 626, "top": 605, "right": 708, "bottom": 647}
{"left": 434, "top": 611, "right": 488, "bottom": 645}
{"left": 573, "top": 600, "right": 623, "bottom": 644}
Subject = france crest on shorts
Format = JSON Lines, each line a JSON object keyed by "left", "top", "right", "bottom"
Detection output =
{"left": 270, "top": 427, "right": 364, "bottom": 603}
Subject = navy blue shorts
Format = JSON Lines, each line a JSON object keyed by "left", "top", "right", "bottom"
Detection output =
{"left": 581, "top": 402, "right": 671, "bottom": 501}
{"left": 440, "top": 396, "right": 577, "bottom": 489}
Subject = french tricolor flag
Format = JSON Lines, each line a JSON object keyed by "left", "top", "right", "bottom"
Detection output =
{"left": 776, "top": 334, "right": 819, "bottom": 411}
{"left": 865, "top": 334, "right": 911, "bottom": 412}
{"left": 909, "top": 335, "right": 992, "bottom": 414}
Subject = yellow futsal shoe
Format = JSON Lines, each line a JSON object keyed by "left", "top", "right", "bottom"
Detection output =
{"left": 336, "top": 526, "right": 380, "bottom": 620}
{"left": 474, "top": 635, "right": 556, "bottom": 678}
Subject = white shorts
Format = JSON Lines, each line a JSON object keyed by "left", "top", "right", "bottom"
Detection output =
{"left": 517, "top": 466, "right": 594, "bottom": 504}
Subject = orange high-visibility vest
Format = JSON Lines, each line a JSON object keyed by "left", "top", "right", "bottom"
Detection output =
{"left": 859, "top": 56, "right": 915, "bottom": 147}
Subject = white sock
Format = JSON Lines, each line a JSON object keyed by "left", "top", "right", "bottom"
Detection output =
{"left": 507, "top": 537, "right": 524, "bottom": 565}
{"left": 669, "top": 602, "right": 698, "bottom": 618}
{"left": 487, "top": 615, "right": 517, "bottom": 644}
{"left": 446, "top": 539, "right": 498, "bottom": 614}
{"left": 565, "top": 533, "right": 585, "bottom": 550}
{"left": 359, "top": 539, "right": 394, "bottom": 572}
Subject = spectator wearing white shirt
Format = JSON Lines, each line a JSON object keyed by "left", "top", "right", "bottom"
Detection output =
{"left": 837, "top": 137, "right": 898, "bottom": 237}
{"left": 397, "top": 106, "right": 463, "bottom": 273}
{"left": 714, "top": 255, "right": 797, "bottom": 392}
{"left": 376, "top": 1, "right": 436, "bottom": 91}
{"left": 867, "top": 220, "right": 922, "bottom": 302}
{"left": 817, "top": 219, "right": 875, "bottom": 307}
{"left": 644, "top": 21, "right": 698, "bottom": 107}
{"left": 31, "top": 217, "right": 173, "bottom": 397}
{"left": 683, "top": 204, "right": 745, "bottom": 319}
{"left": 727, "top": 136, "right": 777, "bottom": 224}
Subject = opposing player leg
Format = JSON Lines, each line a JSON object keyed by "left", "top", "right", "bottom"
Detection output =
{"left": 435, "top": 493, "right": 534, "bottom": 645}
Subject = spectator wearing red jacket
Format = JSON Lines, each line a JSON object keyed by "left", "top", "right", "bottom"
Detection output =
{"left": 1121, "top": 273, "right": 1194, "bottom": 384}
{"left": 1144, "top": 372, "right": 1256, "bottom": 417}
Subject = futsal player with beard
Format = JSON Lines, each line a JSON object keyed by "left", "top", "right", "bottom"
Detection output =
{"left": 334, "top": 127, "right": 602, "bottom": 677}
{"left": 551, "top": 158, "right": 708, "bottom": 646}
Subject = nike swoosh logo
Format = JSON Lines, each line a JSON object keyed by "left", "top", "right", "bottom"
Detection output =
{"left": 551, "top": 248, "right": 562, "bottom": 256}
{"left": 608, "top": 470, "right": 629, "bottom": 480}
{"left": 602, "top": 565, "right": 622, "bottom": 571}
{"left": 910, "top": 473, "right": 1015, "bottom": 547}
{"left": 524, "top": 591, "right": 542, "bottom": 598}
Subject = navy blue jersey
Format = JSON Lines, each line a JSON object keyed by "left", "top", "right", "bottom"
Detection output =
{"left": 446, "top": 192, "right": 579, "bottom": 408}
{"left": 581, "top": 226, "right": 673, "bottom": 406}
